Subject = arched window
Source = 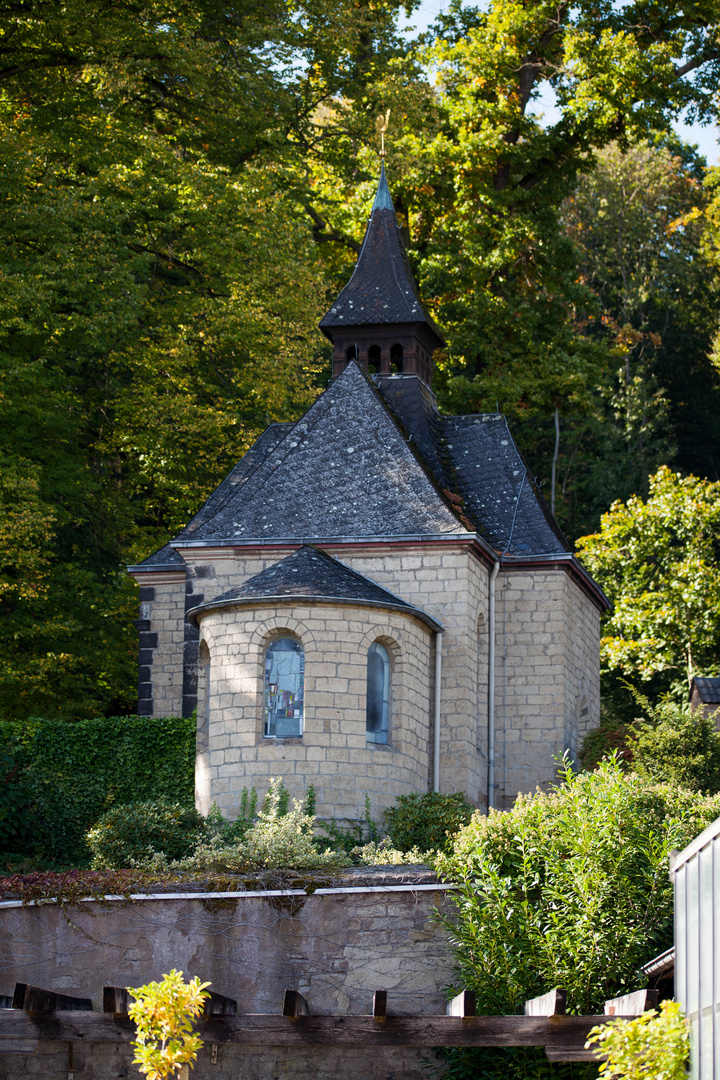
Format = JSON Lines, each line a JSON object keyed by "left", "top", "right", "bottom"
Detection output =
{"left": 366, "top": 641, "right": 390, "bottom": 744}
{"left": 368, "top": 344, "right": 382, "bottom": 373}
{"left": 264, "top": 637, "right": 304, "bottom": 738}
{"left": 345, "top": 344, "right": 358, "bottom": 363}
{"left": 390, "top": 343, "right": 403, "bottom": 372}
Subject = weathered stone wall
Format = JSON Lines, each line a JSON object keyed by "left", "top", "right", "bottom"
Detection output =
{"left": 494, "top": 569, "right": 601, "bottom": 808}
{"left": 133, "top": 543, "right": 602, "bottom": 820}
{"left": 0, "top": 880, "right": 455, "bottom": 1079}
{"left": 197, "top": 600, "right": 435, "bottom": 821}
{"left": 136, "top": 573, "right": 187, "bottom": 718}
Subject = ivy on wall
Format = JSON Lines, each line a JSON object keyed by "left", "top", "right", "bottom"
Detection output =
{"left": 0, "top": 716, "right": 194, "bottom": 866}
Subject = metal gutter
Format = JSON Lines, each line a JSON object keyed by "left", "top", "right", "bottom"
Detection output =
{"left": 487, "top": 560, "right": 500, "bottom": 810}
{"left": 432, "top": 631, "right": 443, "bottom": 792}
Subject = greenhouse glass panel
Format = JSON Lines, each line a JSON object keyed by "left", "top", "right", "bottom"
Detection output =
{"left": 671, "top": 816, "right": 720, "bottom": 1080}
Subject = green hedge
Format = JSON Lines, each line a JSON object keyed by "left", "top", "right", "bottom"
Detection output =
{"left": 0, "top": 716, "right": 194, "bottom": 866}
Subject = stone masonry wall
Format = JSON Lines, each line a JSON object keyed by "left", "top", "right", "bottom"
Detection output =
{"left": 136, "top": 574, "right": 186, "bottom": 718}
{"left": 0, "top": 881, "right": 455, "bottom": 1079}
{"left": 198, "top": 600, "right": 435, "bottom": 821}
{"left": 137, "top": 544, "right": 601, "bottom": 818}
{"left": 493, "top": 570, "right": 601, "bottom": 809}
{"left": 187, "top": 544, "right": 492, "bottom": 815}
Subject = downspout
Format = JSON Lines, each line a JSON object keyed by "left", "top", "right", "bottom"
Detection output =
{"left": 432, "top": 630, "right": 443, "bottom": 793}
{"left": 487, "top": 561, "right": 500, "bottom": 810}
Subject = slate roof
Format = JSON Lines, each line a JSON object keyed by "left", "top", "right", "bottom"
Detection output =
{"left": 319, "top": 166, "right": 444, "bottom": 346}
{"left": 191, "top": 546, "right": 439, "bottom": 629}
{"left": 172, "top": 362, "right": 464, "bottom": 542}
{"left": 442, "top": 415, "right": 568, "bottom": 555}
{"left": 691, "top": 677, "right": 720, "bottom": 705}
{"left": 138, "top": 362, "right": 575, "bottom": 561}
{"left": 376, "top": 374, "right": 450, "bottom": 487}
{"left": 134, "top": 542, "right": 185, "bottom": 569}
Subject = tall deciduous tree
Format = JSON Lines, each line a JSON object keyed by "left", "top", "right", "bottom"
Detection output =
{"left": 577, "top": 466, "right": 720, "bottom": 689}
{"left": 0, "top": 0, "right": 410, "bottom": 719}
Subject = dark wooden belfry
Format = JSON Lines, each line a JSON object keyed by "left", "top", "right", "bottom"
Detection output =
{"left": 319, "top": 165, "right": 445, "bottom": 386}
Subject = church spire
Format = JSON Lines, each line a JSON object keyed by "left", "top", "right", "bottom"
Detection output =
{"left": 319, "top": 166, "right": 445, "bottom": 385}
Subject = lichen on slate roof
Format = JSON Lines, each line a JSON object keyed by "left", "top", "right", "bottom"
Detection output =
{"left": 443, "top": 415, "right": 568, "bottom": 555}
{"left": 319, "top": 165, "right": 444, "bottom": 345}
{"left": 177, "top": 362, "right": 464, "bottom": 541}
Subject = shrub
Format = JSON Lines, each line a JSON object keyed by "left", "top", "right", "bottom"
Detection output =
{"left": 174, "top": 779, "right": 347, "bottom": 873}
{"left": 87, "top": 801, "right": 205, "bottom": 870}
{"left": 0, "top": 715, "right": 194, "bottom": 866}
{"left": 629, "top": 693, "right": 720, "bottom": 793}
{"left": 434, "top": 756, "right": 720, "bottom": 1080}
{"left": 578, "top": 707, "right": 632, "bottom": 771}
{"left": 352, "top": 840, "right": 429, "bottom": 865}
{"left": 383, "top": 791, "right": 474, "bottom": 853}
{"left": 128, "top": 969, "right": 209, "bottom": 1080}
{"left": 586, "top": 1001, "right": 689, "bottom": 1080}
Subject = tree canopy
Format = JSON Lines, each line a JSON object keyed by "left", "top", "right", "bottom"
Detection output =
{"left": 3, "top": 0, "right": 720, "bottom": 717}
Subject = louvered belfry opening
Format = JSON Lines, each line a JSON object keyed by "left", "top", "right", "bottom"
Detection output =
{"left": 319, "top": 165, "right": 445, "bottom": 386}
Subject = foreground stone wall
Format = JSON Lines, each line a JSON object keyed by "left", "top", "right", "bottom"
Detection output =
{"left": 0, "top": 877, "right": 455, "bottom": 1079}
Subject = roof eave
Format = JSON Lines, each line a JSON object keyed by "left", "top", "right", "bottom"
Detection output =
{"left": 186, "top": 594, "right": 443, "bottom": 633}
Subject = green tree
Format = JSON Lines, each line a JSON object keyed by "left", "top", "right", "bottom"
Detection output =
{"left": 0, "top": 0, "right": 413, "bottom": 718}
{"left": 556, "top": 139, "right": 720, "bottom": 532}
{"left": 577, "top": 466, "right": 720, "bottom": 689}
{"left": 435, "top": 757, "right": 720, "bottom": 1080}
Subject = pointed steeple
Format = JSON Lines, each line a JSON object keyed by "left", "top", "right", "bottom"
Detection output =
{"left": 319, "top": 166, "right": 444, "bottom": 385}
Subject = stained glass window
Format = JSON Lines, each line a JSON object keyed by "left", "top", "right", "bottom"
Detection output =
{"left": 366, "top": 641, "right": 390, "bottom": 744}
{"left": 264, "top": 637, "right": 304, "bottom": 738}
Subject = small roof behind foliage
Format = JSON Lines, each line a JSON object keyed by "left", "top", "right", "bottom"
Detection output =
{"left": 690, "top": 677, "right": 720, "bottom": 705}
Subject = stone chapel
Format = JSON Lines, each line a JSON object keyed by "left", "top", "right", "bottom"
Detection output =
{"left": 128, "top": 165, "right": 607, "bottom": 820}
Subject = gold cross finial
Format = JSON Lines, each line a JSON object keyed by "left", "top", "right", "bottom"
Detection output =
{"left": 375, "top": 109, "right": 391, "bottom": 159}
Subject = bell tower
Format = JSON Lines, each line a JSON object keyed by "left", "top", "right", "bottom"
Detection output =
{"left": 319, "top": 165, "right": 445, "bottom": 386}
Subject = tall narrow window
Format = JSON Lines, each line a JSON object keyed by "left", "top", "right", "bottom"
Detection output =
{"left": 368, "top": 344, "right": 382, "bottom": 373}
{"left": 390, "top": 343, "right": 403, "bottom": 372}
{"left": 366, "top": 641, "right": 390, "bottom": 744}
{"left": 345, "top": 344, "right": 358, "bottom": 362}
{"left": 264, "top": 637, "right": 304, "bottom": 738}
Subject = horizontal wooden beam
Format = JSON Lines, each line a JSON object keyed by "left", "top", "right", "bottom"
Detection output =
{"left": 0, "top": 1011, "right": 633, "bottom": 1048}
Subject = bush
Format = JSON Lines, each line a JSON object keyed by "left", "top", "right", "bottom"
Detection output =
{"left": 434, "top": 757, "right": 720, "bottom": 1080}
{"left": 383, "top": 791, "right": 474, "bottom": 854}
{"left": 87, "top": 801, "right": 205, "bottom": 870}
{"left": 175, "top": 779, "right": 347, "bottom": 873}
{"left": 629, "top": 693, "right": 720, "bottom": 793}
{"left": 586, "top": 1001, "right": 689, "bottom": 1080}
{"left": 0, "top": 715, "right": 194, "bottom": 865}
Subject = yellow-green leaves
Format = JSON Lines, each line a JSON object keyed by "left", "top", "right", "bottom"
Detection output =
{"left": 586, "top": 1000, "right": 689, "bottom": 1080}
{"left": 578, "top": 466, "right": 720, "bottom": 684}
{"left": 128, "top": 970, "right": 210, "bottom": 1080}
